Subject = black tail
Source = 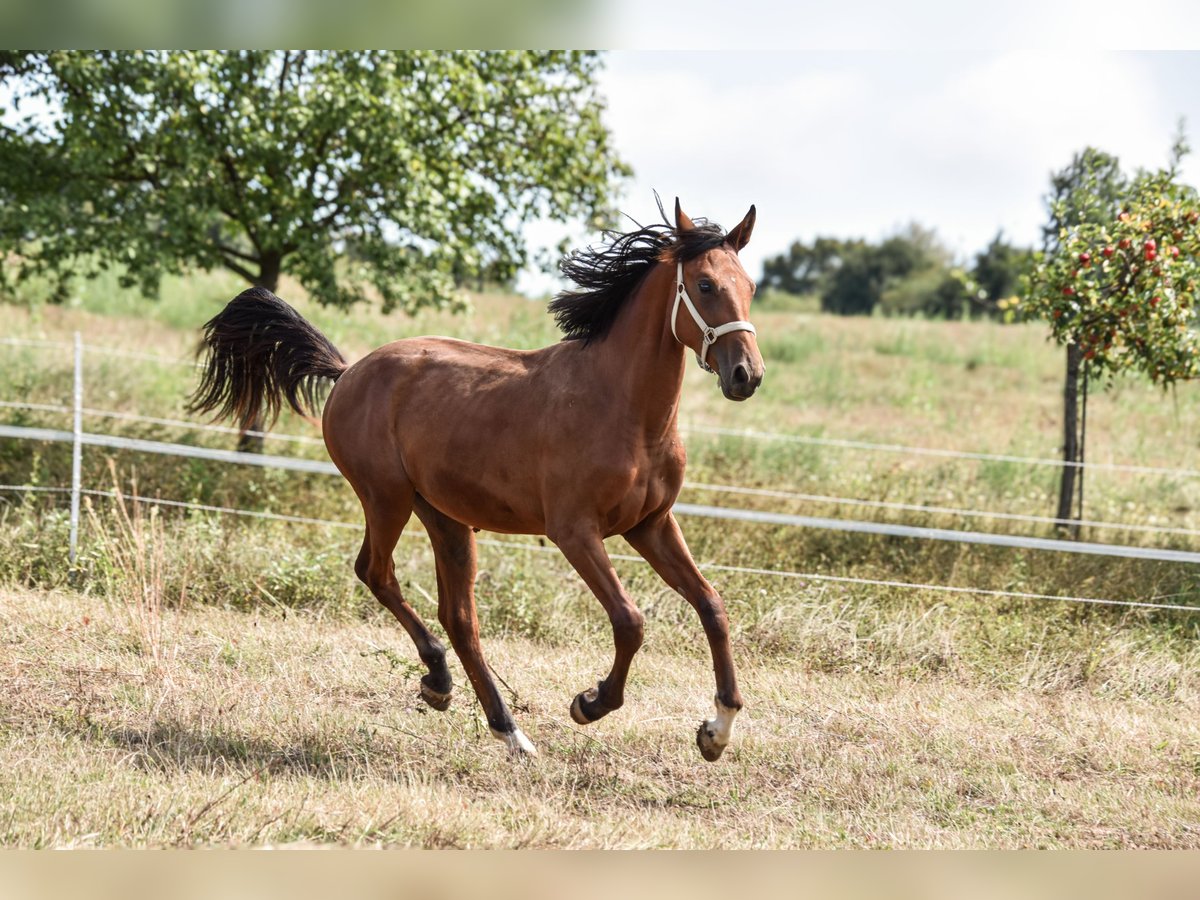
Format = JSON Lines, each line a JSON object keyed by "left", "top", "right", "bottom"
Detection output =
{"left": 188, "top": 287, "right": 348, "bottom": 432}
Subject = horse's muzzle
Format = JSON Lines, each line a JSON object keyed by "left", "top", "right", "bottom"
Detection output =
{"left": 720, "top": 361, "right": 763, "bottom": 401}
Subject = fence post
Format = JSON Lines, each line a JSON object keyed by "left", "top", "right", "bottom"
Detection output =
{"left": 69, "top": 331, "right": 83, "bottom": 565}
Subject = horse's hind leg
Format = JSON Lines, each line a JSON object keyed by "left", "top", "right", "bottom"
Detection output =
{"left": 354, "top": 486, "right": 454, "bottom": 711}
{"left": 413, "top": 495, "right": 535, "bottom": 758}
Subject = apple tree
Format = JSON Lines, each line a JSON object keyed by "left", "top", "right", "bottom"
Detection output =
{"left": 1019, "top": 142, "right": 1200, "bottom": 532}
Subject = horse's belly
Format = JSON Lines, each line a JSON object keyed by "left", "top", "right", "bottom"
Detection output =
{"left": 409, "top": 457, "right": 546, "bottom": 535}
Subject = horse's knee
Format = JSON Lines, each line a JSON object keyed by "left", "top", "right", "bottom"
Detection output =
{"left": 611, "top": 605, "right": 645, "bottom": 653}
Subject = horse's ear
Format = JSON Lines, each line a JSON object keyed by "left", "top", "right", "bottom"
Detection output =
{"left": 675, "top": 197, "right": 696, "bottom": 233}
{"left": 726, "top": 205, "right": 756, "bottom": 253}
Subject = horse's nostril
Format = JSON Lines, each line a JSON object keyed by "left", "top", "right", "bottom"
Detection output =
{"left": 732, "top": 363, "right": 749, "bottom": 385}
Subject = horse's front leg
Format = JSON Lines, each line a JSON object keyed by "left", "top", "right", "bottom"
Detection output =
{"left": 624, "top": 512, "right": 743, "bottom": 761}
{"left": 548, "top": 523, "right": 645, "bottom": 726}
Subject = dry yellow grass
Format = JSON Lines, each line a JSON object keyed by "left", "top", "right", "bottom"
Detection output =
{"left": 2, "top": 586, "right": 1198, "bottom": 849}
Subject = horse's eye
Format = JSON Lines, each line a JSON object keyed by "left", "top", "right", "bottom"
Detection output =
{"left": 698, "top": 279, "right": 713, "bottom": 294}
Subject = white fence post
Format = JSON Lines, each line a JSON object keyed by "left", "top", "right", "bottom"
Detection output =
{"left": 69, "top": 331, "right": 83, "bottom": 565}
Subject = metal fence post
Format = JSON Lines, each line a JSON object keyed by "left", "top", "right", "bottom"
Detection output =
{"left": 69, "top": 331, "right": 82, "bottom": 564}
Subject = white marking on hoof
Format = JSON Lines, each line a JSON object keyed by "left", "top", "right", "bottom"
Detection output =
{"left": 696, "top": 698, "right": 739, "bottom": 761}
{"left": 707, "top": 699, "right": 738, "bottom": 745}
{"left": 491, "top": 726, "right": 537, "bottom": 758}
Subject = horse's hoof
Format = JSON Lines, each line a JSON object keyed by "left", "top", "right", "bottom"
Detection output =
{"left": 696, "top": 720, "right": 726, "bottom": 762}
{"left": 492, "top": 727, "right": 538, "bottom": 759}
{"left": 569, "top": 685, "right": 606, "bottom": 725}
{"left": 419, "top": 676, "right": 452, "bottom": 712}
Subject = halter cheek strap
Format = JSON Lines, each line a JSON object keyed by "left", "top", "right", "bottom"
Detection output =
{"left": 670, "top": 261, "right": 757, "bottom": 374}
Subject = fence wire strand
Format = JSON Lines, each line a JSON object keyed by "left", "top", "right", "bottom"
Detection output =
{"left": 1, "top": 483, "right": 1195, "bottom": 614}
{"left": 4, "top": 396, "right": 1197, "bottom": 540}
{"left": 7, "top": 335, "right": 1200, "bottom": 478}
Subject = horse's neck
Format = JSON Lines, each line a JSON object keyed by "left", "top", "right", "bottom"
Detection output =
{"left": 595, "top": 263, "right": 687, "bottom": 441}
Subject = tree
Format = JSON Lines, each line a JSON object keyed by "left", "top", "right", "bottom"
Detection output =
{"left": 764, "top": 225, "right": 1030, "bottom": 320}
{"left": 1022, "top": 140, "right": 1200, "bottom": 534}
{"left": 972, "top": 231, "right": 1033, "bottom": 316}
{"left": 1041, "top": 147, "right": 1127, "bottom": 254}
{"left": 822, "top": 224, "right": 945, "bottom": 316}
{"left": 0, "top": 51, "right": 626, "bottom": 309}
{"left": 760, "top": 236, "right": 854, "bottom": 298}
{"left": 0, "top": 51, "right": 628, "bottom": 448}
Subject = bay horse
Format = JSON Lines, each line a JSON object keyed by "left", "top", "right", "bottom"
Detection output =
{"left": 189, "top": 199, "right": 764, "bottom": 760}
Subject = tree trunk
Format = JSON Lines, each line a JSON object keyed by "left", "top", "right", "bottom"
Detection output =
{"left": 235, "top": 259, "right": 282, "bottom": 454}
{"left": 1055, "top": 342, "right": 1082, "bottom": 536}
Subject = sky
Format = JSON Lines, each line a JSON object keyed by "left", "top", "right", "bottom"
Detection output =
{"left": 518, "top": 49, "right": 1200, "bottom": 295}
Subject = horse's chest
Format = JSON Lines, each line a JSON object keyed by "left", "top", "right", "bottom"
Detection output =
{"left": 599, "top": 447, "right": 684, "bottom": 535}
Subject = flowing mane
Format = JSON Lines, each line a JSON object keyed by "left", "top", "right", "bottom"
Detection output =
{"left": 550, "top": 208, "right": 728, "bottom": 344}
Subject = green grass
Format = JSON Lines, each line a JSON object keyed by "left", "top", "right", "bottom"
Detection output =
{"left": 2, "top": 270, "right": 1200, "bottom": 846}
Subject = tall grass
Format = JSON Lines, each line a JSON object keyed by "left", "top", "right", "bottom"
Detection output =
{"left": 83, "top": 467, "right": 188, "bottom": 668}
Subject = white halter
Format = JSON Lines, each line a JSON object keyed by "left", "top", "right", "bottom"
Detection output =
{"left": 670, "top": 261, "right": 757, "bottom": 373}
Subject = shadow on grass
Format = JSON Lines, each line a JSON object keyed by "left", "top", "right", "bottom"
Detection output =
{"left": 97, "top": 717, "right": 431, "bottom": 782}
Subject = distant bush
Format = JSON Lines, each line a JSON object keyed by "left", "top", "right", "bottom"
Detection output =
{"left": 761, "top": 225, "right": 1032, "bottom": 319}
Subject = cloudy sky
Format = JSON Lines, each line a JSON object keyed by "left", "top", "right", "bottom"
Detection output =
{"left": 521, "top": 48, "right": 1200, "bottom": 294}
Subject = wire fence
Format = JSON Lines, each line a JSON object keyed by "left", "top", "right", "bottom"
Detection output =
{"left": 8, "top": 383, "right": 1200, "bottom": 538}
{"left": 681, "top": 423, "right": 1200, "bottom": 479}
{"left": 3, "top": 482, "right": 1195, "bottom": 614}
{"left": 7, "top": 335, "right": 1200, "bottom": 476}
{"left": 1, "top": 333, "right": 1198, "bottom": 615}
{"left": 4, "top": 401, "right": 1199, "bottom": 540}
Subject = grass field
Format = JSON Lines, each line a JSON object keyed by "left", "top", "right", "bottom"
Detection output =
{"left": 2, "top": 268, "right": 1200, "bottom": 847}
{"left": 3, "top": 586, "right": 1198, "bottom": 848}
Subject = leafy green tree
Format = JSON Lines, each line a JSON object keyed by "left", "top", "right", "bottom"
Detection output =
{"left": 820, "top": 243, "right": 880, "bottom": 315}
{"left": 760, "top": 236, "right": 855, "bottom": 298}
{"left": 882, "top": 266, "right": 977, "bottom": 318}
{"left": 822, "top": 224, "right": 946, "bottom": 316}
{"left": 1022, "top": 140, "right": 1200, "bottom": 533}
{"left": 972, "top": 231, "right": 1033, "bottom": 315}
{"left": 0, "top": 51, "right": 627, "bottom": 313}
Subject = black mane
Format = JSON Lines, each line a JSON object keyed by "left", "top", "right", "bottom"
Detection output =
{"left": 549, "top": 205, "right": 728, "bottom": 344}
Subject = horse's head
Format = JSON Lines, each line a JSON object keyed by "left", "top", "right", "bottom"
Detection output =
{"left": 673, "top": 199, "right": 765, "bottom": 401}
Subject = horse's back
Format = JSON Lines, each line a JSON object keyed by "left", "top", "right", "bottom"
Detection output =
{"left": 328, "top": 335, "right": 553, "bottom": 412}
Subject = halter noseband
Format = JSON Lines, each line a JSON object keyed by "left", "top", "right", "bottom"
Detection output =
{"left": 670, "top": 261, "right": 757, "bottom": 374}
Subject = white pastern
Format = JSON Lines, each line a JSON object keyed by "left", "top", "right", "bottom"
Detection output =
{"left": 491, "top": 726, "right": 538, "bottom": 758}
{"left": 704, "top": 698, "right": 739, "bottom": 747}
